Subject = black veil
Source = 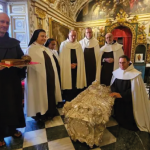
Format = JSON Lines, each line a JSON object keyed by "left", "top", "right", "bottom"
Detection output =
{"left": 45, "top": 38, "right": 55, "bottom": 47}
{"left": 28, "top": 29, "right": 46, "bottom": 46}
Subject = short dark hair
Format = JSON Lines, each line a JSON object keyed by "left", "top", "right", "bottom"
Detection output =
{"left": 45, "top": 38, "right": 56, "bottom": 47}
{"left": 119, "top": 55, "right": 130, "bottom": 61}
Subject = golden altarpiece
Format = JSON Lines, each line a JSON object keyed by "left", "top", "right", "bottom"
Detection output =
{"left": 97, "top": 9, "right": 148, "bottom": 79}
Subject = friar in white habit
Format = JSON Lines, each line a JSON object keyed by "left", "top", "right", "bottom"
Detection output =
{"left": 110, "top": 55, "right": 150, "bottom": 132}
{"left": 96, "top": 33, "right": 124, "bottom": 86}
{"left": 59, "top": 30, "right": 87, "bottom": 101}
{"left": 25, "top": 29, "right": 62, "bottom": 121}
{"left": 80, "top": 27, "right": 100, "bottom": 86}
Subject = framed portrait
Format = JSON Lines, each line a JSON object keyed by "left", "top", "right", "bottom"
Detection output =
{"left": 135, "top": 53, "right": 144, "bottom": 63}
{"left": 51, "top": 20, "right": 69, "bottom": 49}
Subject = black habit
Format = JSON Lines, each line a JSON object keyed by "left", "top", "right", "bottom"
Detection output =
{"left": 63, "top": 49, "right": 80, "bottom": 101}
{"left": 0, "top": 33, "right": 26, "bottom": 138}
{"left": 43, "top": 51, "right": 57, "bottom": 118}
{"left": 111, "top": 79, "right": 139, "bottom": 131}
{"left": 84, "top": 48, "right": 96, "bottom": 86}
{"left": 101, "top": 51, "right": 114, "bottom": 86}
{"left": 52, "top": 54, "right": 60, "bottom": 84}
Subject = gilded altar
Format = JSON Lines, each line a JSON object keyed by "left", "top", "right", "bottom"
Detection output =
{"left": 97, "top": 9, "right": 148, "bottom": 63}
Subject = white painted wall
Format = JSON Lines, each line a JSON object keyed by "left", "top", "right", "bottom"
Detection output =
{"left": 7, "top": 0, "right": 30, "bottom": 53}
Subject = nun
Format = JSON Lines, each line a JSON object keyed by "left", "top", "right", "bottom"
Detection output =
{"left": 45, "top": 38, "right": 60, "bottom": 82}
{"left": 45, "top": 38, "right": 64, "bottom": 108}
{"left": 25, "top": 29, "right": 62, "bottom": 121}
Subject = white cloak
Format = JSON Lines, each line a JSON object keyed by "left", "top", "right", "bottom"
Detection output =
{"left": 25, "top": 42, "right": 62, "bottom": 117}
{"left": 111, "top": 64, "right": 150, "bottom": 133}
{"left": 59, "top": 39, "right": 87, "bottom": 90}
{"left": 79, "top": 37, "right": 100, "bottom": 67}
{"left": 96, "top": 42, "right": 124, "bottom": 82}
{"left": 49, "top": 49, "right": 59, "bottom": 63}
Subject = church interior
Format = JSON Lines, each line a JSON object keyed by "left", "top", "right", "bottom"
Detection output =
{"left": 0, "top": 0, "right": 150, "bottom": 150}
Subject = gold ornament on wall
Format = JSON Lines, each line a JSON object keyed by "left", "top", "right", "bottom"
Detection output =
{"left": 97, "top": 28, "right": 105, "bottom": 47}
{"left": 138, "top": 25, "right": 146, "bottom": 33}
{"left": 35, "top": 7, "right": 46, "bottom": 19}
{"left": 47, "top": 0, "right": 56, "bottom": 3}
{"left": 115, "top": 9, "right": 128, "bottom": 24}
{"left": 130, "top": 15, "right": 138, "bottom": 23}
{"left": 146, "top": 45, "right": 150, "bottom": 63}
{"left": 137, "top": 24, "right": 147, "bottom": 44}
{"left": 137, "top": 34, "right": 147, "bottom": 44}
{"left": 106, "top": 19, "right": 112, "bottom": 26}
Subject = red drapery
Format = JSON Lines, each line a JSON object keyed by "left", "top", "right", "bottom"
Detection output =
{"left": 112, "top": 27, "right": 132, "bottom": 58}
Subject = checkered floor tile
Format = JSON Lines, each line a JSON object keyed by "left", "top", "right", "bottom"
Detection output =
{"left": 1, "top": 108, "right": 150, "bottom": 150}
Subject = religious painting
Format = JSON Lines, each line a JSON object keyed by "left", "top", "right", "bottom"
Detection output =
{"left": 135, "top": 53, "right": 144, "bottom": 62}
{"left": 51, "top": 20, "right": 69, "bottom": 49}
{"left": 77, "top": 0, "right": 150, "bottom": 22}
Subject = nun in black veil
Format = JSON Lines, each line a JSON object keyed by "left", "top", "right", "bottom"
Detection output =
{"left": 25, "top": 29, "right": 62, "bottom": 122}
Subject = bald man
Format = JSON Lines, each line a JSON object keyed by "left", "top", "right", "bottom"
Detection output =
{"left": 0, "top": 13, "right": 26, "bottom": 147}
{"left": 96, "top": 33, "right": 124, "bottom": 86}
{"left": 80, "top": 27, "right": 100, "bottom": 86}
{"left": 59, "top": 30, "right": 86, "bottom": 101}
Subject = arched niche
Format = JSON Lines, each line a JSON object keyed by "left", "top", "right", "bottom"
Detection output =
{"left": 111, "top": 26, "right": 132, "bottom": 58}
{"left": 105, "top": 22, "right": 137, "bottom": 62}
{"left": 134, "top": 44, "right": 146, "bottom": 63}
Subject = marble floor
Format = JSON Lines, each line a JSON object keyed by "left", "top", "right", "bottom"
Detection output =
{"left": 0, "top": 108, "right": 150, "bottom": 150}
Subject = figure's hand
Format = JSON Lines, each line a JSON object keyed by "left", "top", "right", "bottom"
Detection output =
{"left": 71, "top": 63, "right": 77, "bottom": 69}
{"left": 0, "top": 66, "right": 5, "bottom": 70}
{"left": 110, "top": 92, "right": 122, "bottom": 98}
{"left": 104, "top": 58, "right": 114, "bottom": 63}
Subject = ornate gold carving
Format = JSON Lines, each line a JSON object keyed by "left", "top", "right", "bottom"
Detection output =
{"left": 130, "top": 15, "right": 138, "bottom": 23}
{"left": 106, "top": 19, "right": 112, "bottom": 26}
{"left": 138, "top": 24, "right": 146, "bottom": 33}
{"left": 41, "top": 0, "right": 56, "bottom": 4}
{"left": 47, "top": 0, "right": 56, "bottom": 3}
{"left": 97, "top": 28, "right": 105, "bottom": 47}
{"left": 137, "top": 34, "right": 147, "bottom": 44}
{"left": 146, "top": 45, "right": 150, "bottom": 63}
{"left": 49, "top": 18, "right": 52, "bottom": 37}
{"left": 35, "top": 7, "right": 46, "bottom": 19}
{"left": 115, "top": 9, "right": 128, "bottom": 24}
{"left": 137, "top": 24, "right": 147, "bottom": 44}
